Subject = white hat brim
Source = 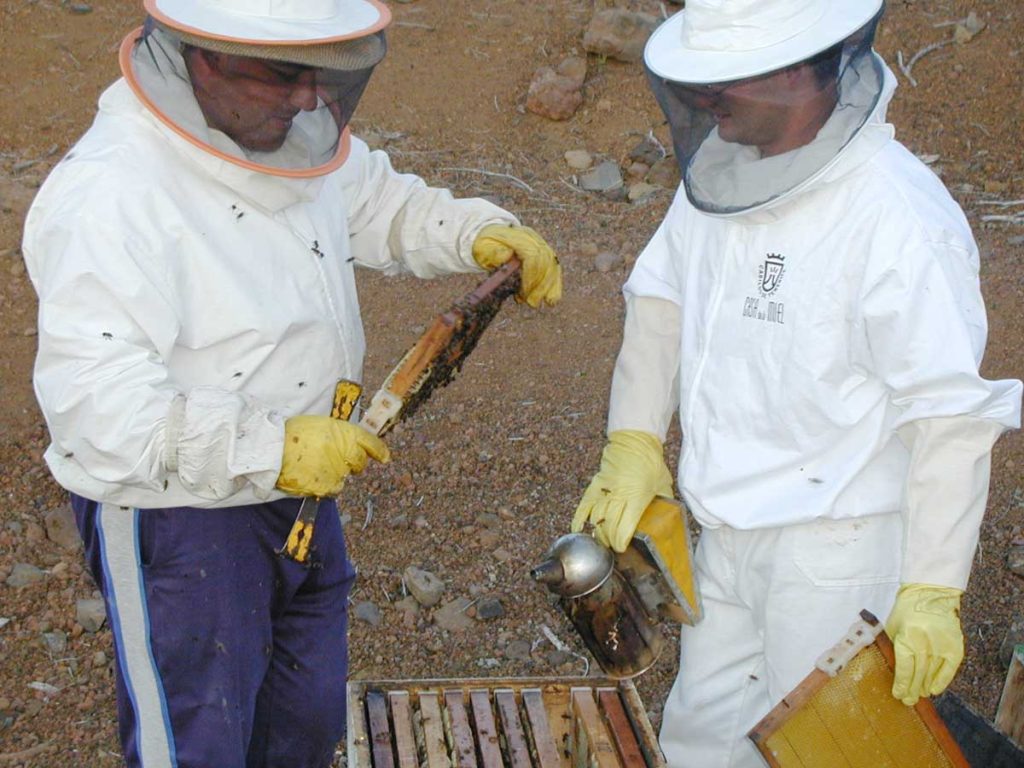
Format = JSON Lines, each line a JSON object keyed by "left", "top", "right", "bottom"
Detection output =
{"left": 145, "top": 0, "right": 390, "bottom": 44}
{"left": 644, "top": 0, "right": 882, "bottom": 84}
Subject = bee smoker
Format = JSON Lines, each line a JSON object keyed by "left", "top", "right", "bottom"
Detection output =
{"left": 531, "top": 532, "right": 664, "bottom": 679}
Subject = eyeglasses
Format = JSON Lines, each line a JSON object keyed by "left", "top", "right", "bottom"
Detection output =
{"left": 674, "top": 66, "right": 791, "bottom": 99}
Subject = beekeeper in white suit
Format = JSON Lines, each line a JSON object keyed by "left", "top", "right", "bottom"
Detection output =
{"left": 571, "top": 0, "right": 1021, "bottom": 765}
{"left": 22, "top": 1, "right": 560, "bottom": 766}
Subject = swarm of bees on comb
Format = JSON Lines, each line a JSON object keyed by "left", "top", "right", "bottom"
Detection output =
{"left": 376, "top": 258, "right": 522, "bottom": 433}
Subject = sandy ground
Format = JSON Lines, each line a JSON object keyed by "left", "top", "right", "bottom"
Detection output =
{"left": 0, "top": 0, "right": 1022, "bottom": 765}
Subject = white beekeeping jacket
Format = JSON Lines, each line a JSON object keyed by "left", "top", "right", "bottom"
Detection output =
{"left": 620, "top": 60, "right": 1022, "bottom": 550}
{"left": 23, "top": 78, "right": 515, "bottom": 510}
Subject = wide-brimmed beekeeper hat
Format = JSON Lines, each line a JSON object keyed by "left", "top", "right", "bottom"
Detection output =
{"left": 645, "top": 0, "right": 884, "bottom": 84}
{"left": 143, "top": 0, "right": 390, "bottom": 68}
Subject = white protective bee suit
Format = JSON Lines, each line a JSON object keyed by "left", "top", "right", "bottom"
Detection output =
{"left": 21, "top": 5, "right": 525, "bottom": 764}
{"left": 23, "top": 80, "right": 514, "bottom": 511}
{"left": 610, "top": 37, "right": 1022, "bottom": 768}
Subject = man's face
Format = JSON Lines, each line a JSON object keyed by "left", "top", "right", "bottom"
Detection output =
{"left": 186, "top": 49, "right": 320, "bottom": 152}
{"left": 680, "top": 65, "right": 834, "bottom": 157}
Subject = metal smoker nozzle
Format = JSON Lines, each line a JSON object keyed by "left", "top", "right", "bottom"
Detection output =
{"left": 531, "top": 533, "right": 614, "bottom": 599}
{"left": 529, "top": 558, "right": 565, "bottom": 585}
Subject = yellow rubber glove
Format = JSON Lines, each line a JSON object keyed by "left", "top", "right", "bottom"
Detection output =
{"left": 276, "top": 415, "right": 390, "bottom": 497}
{"left": 472, "top": 224, "right": 562, "bottom": 308}
{"left": 885, "top": 583, "right": 965, "bottom": 706}
{"left": 571, "top": 430, "right": 674, "bottom": 552}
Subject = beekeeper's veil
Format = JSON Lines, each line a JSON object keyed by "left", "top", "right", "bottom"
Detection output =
{"left": 645, "top": 0, "right": 885, "bottom": 214}
{"left": 121, "top": 0, "right": 390, "bottom": 177}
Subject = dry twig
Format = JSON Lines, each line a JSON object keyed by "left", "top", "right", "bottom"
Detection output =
{"left": 977, "top": 199, "right": 1024, "bottom": 208}
{"left": 896, "top": 38, "right": 953, "bottom": 87}
{"left": 438, "top": 167, "right": 534, "bottom": 192}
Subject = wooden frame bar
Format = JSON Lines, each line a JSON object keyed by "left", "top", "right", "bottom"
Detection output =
{"left": 995, "top": 645, "right": 1024, "bottom": 748}
{"left": 348, "top": 677, "right": 665, "bottom": 768}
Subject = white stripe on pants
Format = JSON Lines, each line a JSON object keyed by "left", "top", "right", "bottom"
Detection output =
{"left": 659, "top": 512, "right": 903, "bottom": 768}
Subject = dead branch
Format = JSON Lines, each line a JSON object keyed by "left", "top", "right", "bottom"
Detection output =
{"left": 980, "top": 214, "right": 1024, "bottom": 224}
{"left": 977, "top": 199, "right": 1024, "bottom": 208}
{"left": 438, "top": 167, "right": 534, "bottom": 192}
{"left": 897, "top": 38, "right": 953, "bottom": 87}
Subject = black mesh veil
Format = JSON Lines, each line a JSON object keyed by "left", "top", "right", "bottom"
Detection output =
{"left": 122, "top": 18, "right": 385, "bottom": 175}
{"left": 647, "top": 10, "right": 883, "bottom": 214}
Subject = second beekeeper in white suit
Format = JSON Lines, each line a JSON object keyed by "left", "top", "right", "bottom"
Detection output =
{"left": 22, "top": 1, "right": 561, "bottom": 765}
{"left": 571, "top": 1, "right": 1022, "bottom": 765}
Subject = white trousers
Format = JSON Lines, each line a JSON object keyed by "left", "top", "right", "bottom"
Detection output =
{"left": 659, "top": 513, "right": 903, "bottom": 768}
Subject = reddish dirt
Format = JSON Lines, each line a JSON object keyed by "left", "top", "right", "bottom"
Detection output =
{"left": 1, "top": 0, "right": 1021, "bottom": 765}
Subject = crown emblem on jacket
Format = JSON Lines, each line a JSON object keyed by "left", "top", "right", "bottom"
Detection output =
{"left": 758, "top": 253, "right": 786, "bottom": 297}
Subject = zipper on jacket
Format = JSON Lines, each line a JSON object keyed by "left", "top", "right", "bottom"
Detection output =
{"left": 682, "top": 236, "right": 734, "bottom": 460}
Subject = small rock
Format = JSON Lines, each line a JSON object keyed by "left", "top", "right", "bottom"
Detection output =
{"left": 68, "top": 2, "right": 93, "bottom": 13}
{"left": 564, "top": 149, "right": 593, "bottom": 171}
{"left": 394, "top": 596, "right": 419, "bottom": 617}
{"left": 628, "top": 136, "right": 666, "bottom": 166}
{"left": 25, "top": 521, "right": 46, "bottom": 543}
{"left": 526, "top": 66, "right": 584, "bottom": 121}
{"left": 353, "top": 601, "right": 382, "bottom": 627}
{"left": 403, "top": 566, "right": 445, "bottom": 607}
{"left": 42, "top": 631, "right": 67, "bottom": 654}
{"left": 583, "top": 9, "right": 660, "bottom": 63}
{"left": 92, "top": 651, "right": 108, "bottom": 668}
{"left": 556, "top": 56, "right": 588, "bottom": 88}
{"left": 476, "top": 597, "right": 505, "bottom": 620}
{"left": 578, "top": 160, "right": 624, "bottom": 195}
{"left": 506, "top": 639, "right": 533, "bottom": 661}
{"left": 545, "top": 649, "right": 574, "bottom": 667}
{"left": 628, "top": 182, "right": 661, "bottom": 204}
{"left": 476, "top": 657, "right": 501, "bottom": 669}
{"left": 1008, "top": 545, "right": 1024, "bottom": 577}
{"left": 953, "top": 11, "right": 985, "bottom": 44}
{"left": 492, "top": 548, "right": 513, "bottom": 563}
{"left": 433, "top": 598, "right": 475, "bottom": 633}
{"left": 6, "top": 562, "right": 45, "bottom": 588}
{"left": 45, "top": 506, "right": 81, "bottom": 551}
{"left": 76, "top": 598, "right": 106, "bottom": 633}
{"left": 646, "top": 156, "right": 681, "bottom": 189}
{"left": 626, "top": 161, "right": 650, "bottom": 180}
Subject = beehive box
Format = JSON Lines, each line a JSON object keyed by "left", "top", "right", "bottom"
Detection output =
{"left": 347, "top": 677, "right": 666, "bottom": 768}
